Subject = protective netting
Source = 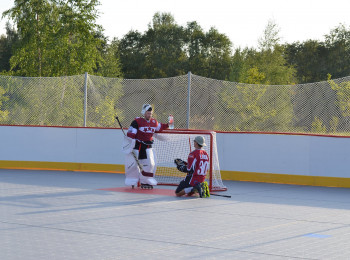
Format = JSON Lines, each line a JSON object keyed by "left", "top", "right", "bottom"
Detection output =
{"left": 1, "top": 73, "right": 350, "bottom": 135}
{"left": 0, "top": 75, "right": 85, "bottom": 126}
{"left": 153, "top": 130, "right": 226, "bottom": 191}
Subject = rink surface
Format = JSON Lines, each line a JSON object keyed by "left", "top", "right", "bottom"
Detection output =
{"left": 1, "top": 169, "right": 350, "bottom": 259}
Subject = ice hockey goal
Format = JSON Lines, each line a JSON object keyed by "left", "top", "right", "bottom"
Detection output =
{"left": 153, "top": 129, "right": 226, "bottom": 191}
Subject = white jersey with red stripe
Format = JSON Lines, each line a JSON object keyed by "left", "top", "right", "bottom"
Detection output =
{"left": 127, "top": 117, "right": 168, "bottom": 143}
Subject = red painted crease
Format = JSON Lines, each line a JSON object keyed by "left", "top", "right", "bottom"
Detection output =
{"left": 98, "top": 187, "right": 175, "bottom": 196}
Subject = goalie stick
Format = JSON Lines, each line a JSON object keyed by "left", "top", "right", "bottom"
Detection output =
{"left": 116, "top": 116, "right": 154, "bottom": 177}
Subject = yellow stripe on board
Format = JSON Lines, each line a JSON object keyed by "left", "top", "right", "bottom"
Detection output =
{"left": 1, "top": 160, "right": 350, "bottom": 188}
{"left": 221, "top": 170, "right": 350, "bottom": 188}
{"left": 0, "top": 160, "right": 124, "bottom": 173}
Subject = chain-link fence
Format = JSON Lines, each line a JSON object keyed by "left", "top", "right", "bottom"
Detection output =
{"left": 1, "top": 73, "right": 350, "bottom": 135}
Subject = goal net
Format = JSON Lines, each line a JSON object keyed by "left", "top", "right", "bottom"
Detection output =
{"left": 153, "top": 130, "right": 226, "bottom": 191}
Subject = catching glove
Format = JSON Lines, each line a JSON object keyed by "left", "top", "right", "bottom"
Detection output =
{"left": 174, "top": 158, "right": 188, "bottom": 173}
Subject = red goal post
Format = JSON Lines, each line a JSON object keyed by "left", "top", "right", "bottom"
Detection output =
{"left": 153, "top": 129, "right": 227, "bottom": 191}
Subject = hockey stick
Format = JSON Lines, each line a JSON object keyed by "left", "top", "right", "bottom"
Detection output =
{"left": 210, "top": 193, "right": 231, "bottom": 198}
{"left": 115, "top": 116, "right": 154, "bottom": 177}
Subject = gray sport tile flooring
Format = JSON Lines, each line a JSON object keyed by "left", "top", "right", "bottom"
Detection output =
{"left": 1, "top": 169, "right": 350, "bottom": 260}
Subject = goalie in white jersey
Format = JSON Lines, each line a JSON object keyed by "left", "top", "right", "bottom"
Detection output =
{"left": 122, "top": 104, "right": 171, "bottom": 188}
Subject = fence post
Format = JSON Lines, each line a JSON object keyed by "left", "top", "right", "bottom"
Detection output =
{"left": 83, "top": 72, "right": 88, "bottom": 127}
{"left": 187, "top": 71, "right": 191, "bottom": 129}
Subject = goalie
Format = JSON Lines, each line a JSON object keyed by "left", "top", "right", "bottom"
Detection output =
{"left": 174, "top": 136, "right": 210, "bottom": 198}
{"left": 123, "top": 104, "right": 170, "bottom": 189}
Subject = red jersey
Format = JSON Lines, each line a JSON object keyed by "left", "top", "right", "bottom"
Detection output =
{"left": 187, "top": 149, "right": 209, "bottom": 186}
{"left": 127, "top": 117, "right": 168, "bottom": 143}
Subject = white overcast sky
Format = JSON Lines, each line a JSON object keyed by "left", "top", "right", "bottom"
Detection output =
{"left": 0, "top": 0, "right": 349, "bottom": 49}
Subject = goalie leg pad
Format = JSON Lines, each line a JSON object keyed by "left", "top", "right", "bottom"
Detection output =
{"left": 125, "top": 178, "right": 139, "bottom": 186}
{"left": 122, "top": 136, "right": 136, "bottom": 154}
{"left": 124, "top": 151, "right": 140, "bottom": 186}
{"left": 144, "top": 148, "right": 156, "bottom": 174}
{"left": 139, "top": 149, "right": 158, "bottom": 186}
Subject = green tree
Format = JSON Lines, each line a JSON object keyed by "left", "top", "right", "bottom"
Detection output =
{"left": 184, "top": 22, "right": 232, "bottom": 80}
{"left": 203, "top": 27, "right": 232, "bottom": 80}
{"left": 0, "top": 22, "right": 19, "bottom": 73}
{"left": 118, "top": 30, "right": 147, "bottom": 79}
{"left": 284, "top": 24, "right": 350, "bottom": 84}
{"left": 240, "top": 20, "right": 296, "bottom": 85}
{"left": 184, "top": 21, "right": 207, "bottom": 75}
{"left": 3, "top": 0, "right": 104, "bottom": 77}
{"left": 284, "top": 40, "right": 328, "bottom": 83}
{"left": 324, "top": 24, "right": 350, "bottom": 79}
{"left": 143, "top": 12, "right": 187, "bottom": 78}
{"left": 223, "top": 20, "right": 295, "bottom": 132}
{"left": 118, "top": 12, "right": 233, "bottom": 80}
{"left": 3, "top": 0, "right": 53, "bottom": 76}
{"left": 328, "top": 74, "right": 350, "bottom": 132}
{"left": 96, "top": 38, "right": 123, "bottom": 78}
{"left": 229, "top": 48, "right": 245, "bottom": 82}
{"left": 87, "top": 75, "right": 124, "bottom": 127}
{"left": 0, "top": 85, "right": 9, "bottom": 121}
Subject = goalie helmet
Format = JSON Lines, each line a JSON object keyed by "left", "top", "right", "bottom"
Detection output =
{"left": 141, "top": 104, "right": 152, "bottom": 115}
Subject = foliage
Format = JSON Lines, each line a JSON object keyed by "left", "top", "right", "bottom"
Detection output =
{"left": 311, "top": 117, "right": 327, "bottom": 133}
{"left": 96, "top": 38, "right": 123, "bottom": 78}
{"left": 202, "top": 27, "right": 232, "bottom": 80}
{"left": 219, "top": 81, "right": 293, "bottom": 131}
{"left": 117, "top": 30, "right": 146, "bottom": 79}
{"left": 0, "top": 85, "right": 9, "bottom": 121}
{"left": 328, "top": 74, "right": 350, "bottom": 117}
{"left": 118, "top": 12, "right": 232, "bottom": 80}
{"left": 87, "top": 75, "right": 124, "bottom": 127}
{"left": 0, "top": 22, "right": 19, "bottom": 73}
{"left": 284, "top": 24, "right": 350, "bottom": 83}
{"left": 0, "top": 9, "right": 349, "bottom": 134}
{"left": 143, "top": 12, "right": 187, "bottom": 78}
{"left": 324, "top": 24, "right": 350, "bottom": 80}
{"left": 2, "top": 0, "right": 105, "bottom": 77}
{"left": 231, "top": 20, "right": 296, "bottom": 85}
{"left": 284, "top": 40, "right": 328, "bottom": 83}
{"left": 221, "top": 20, "right": 295, "bottom": 131}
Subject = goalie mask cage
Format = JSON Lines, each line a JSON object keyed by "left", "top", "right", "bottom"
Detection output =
{"left": 153, "top": 130, "right": 227, "bottom": 191}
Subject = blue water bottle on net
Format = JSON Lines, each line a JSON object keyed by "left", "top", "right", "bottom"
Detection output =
{"left": 168, "top": 115, "right": 174, "bottom": 129}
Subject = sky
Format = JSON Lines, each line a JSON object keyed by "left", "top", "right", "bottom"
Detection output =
{"left": 0, "top": 0, "right": 349, "bottom": 49}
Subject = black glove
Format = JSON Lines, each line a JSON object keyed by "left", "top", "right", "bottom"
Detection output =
{"left": 174, "top": 158, "right": 188, "bottom": 173}
{"left": 174, "top": 158, "right": 186, "bottom": 165}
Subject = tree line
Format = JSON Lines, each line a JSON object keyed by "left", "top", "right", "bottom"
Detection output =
{"left": 0, "top": 1, "right": 349, "bottom": 84}
{"left": 0, "top": 1, "right": 350, "bottom": 134}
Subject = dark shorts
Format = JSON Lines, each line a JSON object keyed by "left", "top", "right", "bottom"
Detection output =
{"left": 134, "top": 141, "right": 152, "bottom": 159}
{"left": 175, "top": 179, "right": 192, "bottom": 194}
{"left": 175, "top": 175, "right": 201, "bottom": 193}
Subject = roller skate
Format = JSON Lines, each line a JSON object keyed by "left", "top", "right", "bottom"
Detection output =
{"left": 201, "top": 182, "right": 210, "bottom": 198}
{"left": 140, "top": 183, "right": 153, "bottom": 189}
{"left": 193, "top": 183, "right": 204, "bottom": 198}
